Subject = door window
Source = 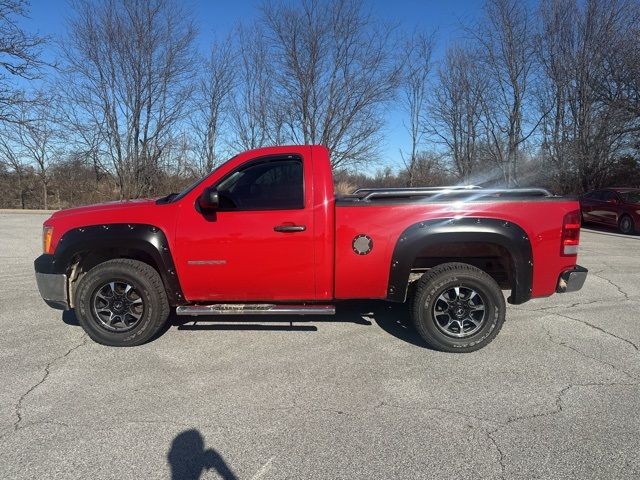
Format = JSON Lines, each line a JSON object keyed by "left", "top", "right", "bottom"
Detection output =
{"left": 215, "top": 158, "right": 304, "bottom": 211}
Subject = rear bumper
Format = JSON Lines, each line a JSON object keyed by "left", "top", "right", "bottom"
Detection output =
{"left": 34, "top": 254, "right": 69, "bottom": 310}
{"left": 556, "top": 265, "right": 588, "bottom": 293}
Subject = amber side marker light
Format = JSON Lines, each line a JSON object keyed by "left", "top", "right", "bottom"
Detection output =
{"left": 43, "top": 226, "right": 54, "bottom": 254}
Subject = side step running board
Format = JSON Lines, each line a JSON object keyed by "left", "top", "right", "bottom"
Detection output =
{"left": 176, "top": 304, "right": 336, "bottom": 316}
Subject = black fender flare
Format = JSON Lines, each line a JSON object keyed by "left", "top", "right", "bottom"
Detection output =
{"left": 386, "top": 217, "right": 533, "bottom": 305}
{"left": 48, "top": 223, "right": 184, "bottom": 305}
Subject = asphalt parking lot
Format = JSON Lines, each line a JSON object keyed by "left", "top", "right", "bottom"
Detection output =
{"left": 1, "top": 212, "right": 639, "bottom": 479}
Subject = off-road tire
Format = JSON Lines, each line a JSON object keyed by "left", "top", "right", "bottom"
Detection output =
{"left": 75, "top": 259, "right": 169, "bottom": 346}
{"left": 411, "top": 262, "right": 506, "bottom": 353}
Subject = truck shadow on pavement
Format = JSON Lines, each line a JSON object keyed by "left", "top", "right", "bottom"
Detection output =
{"left": 62, "top": 310, "right": 80, "bottom": 326}
{"left": 168, "top": 429, "right": 237, "bottom": 480}
{"left": 171, "top": 300, "right": 428, "bottom": 348}
{"left": 62, "top": 301, "right": 428, "bottom": 348}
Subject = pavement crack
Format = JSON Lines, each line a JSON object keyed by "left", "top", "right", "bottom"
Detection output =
{"left": 550, "top": 312, "right": 639, "bottom": 351}
{"left": 425, "top": 407, "right": 498, "bottom": 425}
{"left": 542, "top": 325, "right": 637, "bottom": 380}
{"left": 376, "top": 400, "right": 507, "bottom": 477}
{"left": 22, "top": 418, "right": 226, "bottom": 431}
{"left": 502, "top": 381, "right": 636, "bottom": 426}
{"left": 486, "top": 428, "right": 506, "bottom": 479}
{"left": 591, "top": 273, "right": 631, "bottom": 301}
{"left": 376, "top": 400, "right": 501, "bottom": 425}
{"left": 266, "top": 399, "right": 350, "bottom": 416}
{"left": 511, "top": 271, "right": 633, "bottom": 314}
{"left": 512, "top": 298, "right": 602, "bottom": 313}
{"left": 484, "top": 381, "right": 638, "bottom": 479}
{"left": 12, "top": 334, "right": 88, "bottom": 433}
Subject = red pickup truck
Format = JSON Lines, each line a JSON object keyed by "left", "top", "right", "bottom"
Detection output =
{"left": 35, "top": 145, "right": 587, "bottom": 352}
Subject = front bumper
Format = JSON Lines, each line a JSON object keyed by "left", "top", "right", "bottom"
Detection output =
{"left": 34, "top": 254, "right": 69, "bottom": 310}
{"left": 556, "top": 265, "right": 588, "bottom": 293}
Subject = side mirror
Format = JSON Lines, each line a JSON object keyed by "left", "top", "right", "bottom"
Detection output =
{"left": 607, "top": 198, "right": 619, "bottom": 205}
{"left": 198, "top": 186, "right": 219, "bottom": 211}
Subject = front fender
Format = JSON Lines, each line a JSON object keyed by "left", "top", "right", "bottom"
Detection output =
{"left": 48, "top": 223, "right": 184, "bottom": 305}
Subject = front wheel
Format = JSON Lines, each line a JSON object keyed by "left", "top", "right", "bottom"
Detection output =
{"left": 411, "top": 263, "right": 506, "bottom": 353}
{"left": 74, "top": 259, "right": 170, "bottom": 346}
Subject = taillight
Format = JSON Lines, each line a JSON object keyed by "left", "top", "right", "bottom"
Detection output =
{"left": 43, "top": 226, "right": 54, "bottom": 254}
{"left": 561, "top": 210, "right": 581, "bottom": 256}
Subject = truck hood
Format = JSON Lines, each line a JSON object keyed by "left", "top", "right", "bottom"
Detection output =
{"left": 49, "top": 198, "right": 158, "bottom": 219}
{"left": 44, "top": 197, "right": 181, "bottom": 254}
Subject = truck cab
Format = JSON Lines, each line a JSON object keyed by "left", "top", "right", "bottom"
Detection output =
{"left": 173, "top": 145, "right": 335, "bottom": 301}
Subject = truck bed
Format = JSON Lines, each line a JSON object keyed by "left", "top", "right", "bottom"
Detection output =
{"left": 333, "top": 191, "right": 579, "bottom": 302}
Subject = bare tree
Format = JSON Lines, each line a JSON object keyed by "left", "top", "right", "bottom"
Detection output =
{"left": 400, "top": 31, "right": 434, "bottom": 186}
{"left": 537, "top": 0, "right": 639, "bottom": 191}
{"left": 471, "top": 0, "right": 540, "bottom": 186}
{"left": 190, "top": 38, "right": 235, "bottom": 175}
{"left": 429, "top": 45, "right": 487, "bottom": 182}
{"left": 401, "top": 151, "right": 449, "bottom": 187}
{"left": 11, "top": 98, "right": 61, "bottom": 209}
{"left": 595, "top": 1, "right": 640, "bottom": 142}
{"left": 536, "top": 0, "right": 574, "bottom": 190}
{"left": 0, "top": 127, "right": 32, "bottom": 207}
{"left": 54, "top": 81, "right": 109, "bottom": 191}
{"left": 229, "top": 22, "right": 278, "bottom": 151}
{"left": 0, "top": 0, "right": 46, "bottom": 127}
{"left": 61, "top": 0, "right": 197, "bottom": 199}
{"left": 260, "top": 0, "right": 401, "bottom": 169}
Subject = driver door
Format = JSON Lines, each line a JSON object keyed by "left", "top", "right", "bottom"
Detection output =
{"left": 174, "top": 155, "right": 316, "bottom": 302}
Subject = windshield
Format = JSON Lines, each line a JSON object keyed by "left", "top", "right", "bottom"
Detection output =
{"left": 166, "top": 177, "right": 204, "bottom": 203}
{"left": 620, "top": 191, "right": 640, "bottom": 204}
{"left": 158, "top": 155, "right": 239, "bottom": 204}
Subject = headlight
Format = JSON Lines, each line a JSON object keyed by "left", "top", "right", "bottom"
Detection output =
{"left": 43, "top": 226, "right": 54, "bottom": 254}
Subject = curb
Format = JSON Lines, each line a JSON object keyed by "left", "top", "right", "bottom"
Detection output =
{"left": 0, "top": 209, "right": 57, "bottom": 215}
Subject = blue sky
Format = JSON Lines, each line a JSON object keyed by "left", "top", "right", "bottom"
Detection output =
{"left": 20, "top": 0, "right": 492, "bottom": 171}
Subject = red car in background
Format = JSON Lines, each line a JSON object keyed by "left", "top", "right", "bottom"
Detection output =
{"left": 580, "top": 188, "right": 640, "bottom": 234}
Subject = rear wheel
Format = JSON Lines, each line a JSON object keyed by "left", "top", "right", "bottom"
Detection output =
{"left": 74, "top": 259, "right": 169, "bottom": 346}
{"left": 411, "top": 262, "right": 506, "bottom": 353}
{"left": 619, "top": 215, "right": 635, "bottom": 235}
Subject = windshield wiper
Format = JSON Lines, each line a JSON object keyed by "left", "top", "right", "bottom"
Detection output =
{"left": 156, "top": 192, "right": 178, "bottom": 204}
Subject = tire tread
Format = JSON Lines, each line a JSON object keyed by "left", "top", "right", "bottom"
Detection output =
{"left": 75, "top": 258, "right": 169, "bottom": 346}
{"left": 411, "top": 262, "right": 505, "bottom": 353}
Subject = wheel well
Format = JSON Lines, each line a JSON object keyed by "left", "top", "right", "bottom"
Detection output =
{"left": 410, "top": 242, "right": 514, "bottom": 290}
{"left": 67, "top": 247, "right": 162, "bottom": 307}
{"left": 386, "top": 217, "right": 532, "bottom": 304}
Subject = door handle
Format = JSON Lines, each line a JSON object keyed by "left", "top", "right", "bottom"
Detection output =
{"left": 274, "top": 224, "right": 306, "bottom": 232}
